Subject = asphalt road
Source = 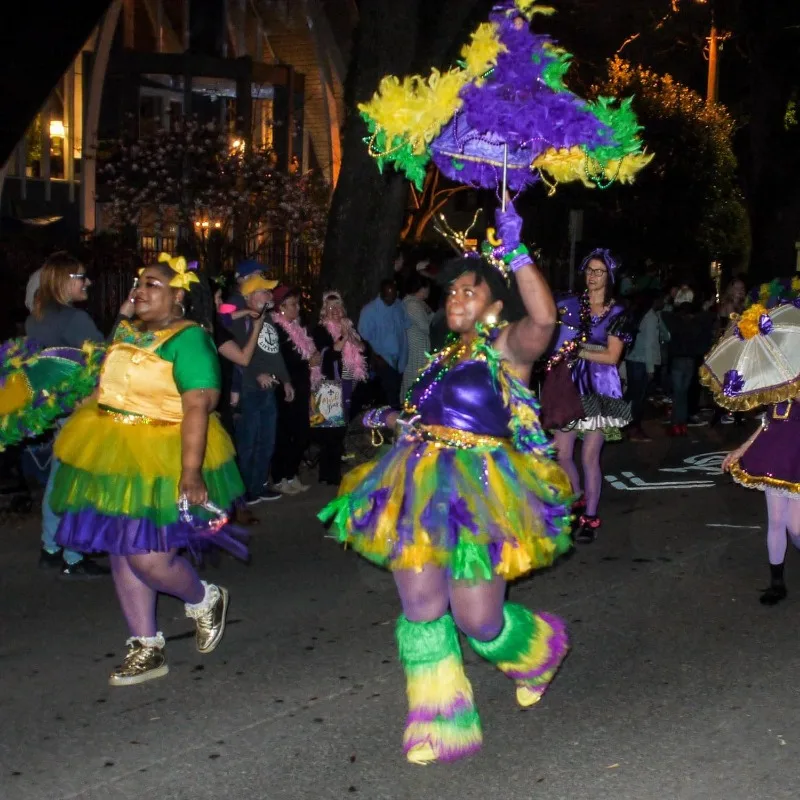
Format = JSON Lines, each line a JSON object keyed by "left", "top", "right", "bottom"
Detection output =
{"left": 2, "top": 419, "right": 798, "bottom": 800}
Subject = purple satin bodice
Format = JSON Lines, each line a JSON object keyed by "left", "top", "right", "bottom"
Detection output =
{"left": 411, "top": 359, "right": 511, "bottom": 437}
{"left": 554, "top": 295, "right": 628, "bottom": 400}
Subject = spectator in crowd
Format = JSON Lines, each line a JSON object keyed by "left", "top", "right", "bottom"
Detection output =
{"left": 230, "top": 275, "right": 292, "bottom": 505}
{"left": 270, "top": 286, "right": 320, "bottom": 495}
{"left": 312, "top": 290, "right": 368, "bottom": 485}
{"left": 625, "top": 291, "right": 661, "bottom": 442}
{"left": 211, "top": 282, "right": 265, "bottom": 435}
{"left": 26, "top": 252, "right": 122, "bottom": 578}
{"left": 358, "top": 278, "right": 409, "bottom": 407}
{"left": 661, "top": 296, "right": 714, "bottom": 436}
{"left": 401, "top": 273, "right": 433, "bottom": 400}
{"left": 25, "top": 268, "right": 42, "bottom": 313}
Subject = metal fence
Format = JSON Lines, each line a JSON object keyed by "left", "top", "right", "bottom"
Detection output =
{"left": 136, "top": 230, "right": 321, "bottom": 288}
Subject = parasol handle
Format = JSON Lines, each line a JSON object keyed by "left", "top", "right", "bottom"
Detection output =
{"left": 501, "top": 144, "right": 508, "bottom": 212}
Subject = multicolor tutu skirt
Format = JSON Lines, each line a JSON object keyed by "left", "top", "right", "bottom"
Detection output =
{"left": 51, "top": 401, "right": 246, "bottom": 558}
{"left": 319, "top": 426, "right": 573, "bottom": 581}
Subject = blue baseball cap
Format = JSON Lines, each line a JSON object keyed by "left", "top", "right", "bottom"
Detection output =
{"left": 235, "top": 259, "right": 267, "bottom": 279}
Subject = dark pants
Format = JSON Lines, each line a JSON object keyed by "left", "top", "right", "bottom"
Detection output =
{"left": 316, "top": 427, "right": 346, "bottom": 484}
{"left": 670, "top": 357, "right": 695, "bottom": 425}
{"left": 272, "top": 388, "right": 311, "bottom": 484}
{"left": 625, "top": 360, "right": 650, "bottom": 427}
{"left": 236, "top": 389, "right": 277, "bottom": 499}
{"left": 688, "top": 357, "right": 702, "bottom": 417}
{"left": 375, "top": 361, "right": 402, "bottom": 408}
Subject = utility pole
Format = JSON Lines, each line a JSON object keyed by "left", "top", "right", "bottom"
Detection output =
{"left": 706, "top": 21, "right": 719, "bottom": 104}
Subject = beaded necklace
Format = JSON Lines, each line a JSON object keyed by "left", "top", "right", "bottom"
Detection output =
{"left": 403, "top": 337, "right": 468, "bottom": 415}
{"left": 113, "top": 319, "right": 187, "bottom": 349}
{"left": 544, "top": 292, "right": 591, "bottom": 372}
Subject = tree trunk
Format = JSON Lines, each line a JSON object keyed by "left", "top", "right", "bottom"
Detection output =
{"left": 741, "top": 0, "right": 800, "bottom": 278}
{"left": 320, "top": 0, "right": 493, "bottom": 313}
{"left": 319, "top": 0, "right": 425, "bottom": 311}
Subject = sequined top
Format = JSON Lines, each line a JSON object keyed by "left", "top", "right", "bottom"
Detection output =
{"left": 409, "top": 359, "right": 511, "bottom": 438}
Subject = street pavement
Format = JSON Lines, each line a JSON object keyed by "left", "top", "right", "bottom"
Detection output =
{"left": 2, "top": 418, "right": 799, "bottom": 800}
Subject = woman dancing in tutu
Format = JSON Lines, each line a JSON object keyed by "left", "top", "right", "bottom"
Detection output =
{"left": 320, "top": 202, "right": 572, "bottom": 764}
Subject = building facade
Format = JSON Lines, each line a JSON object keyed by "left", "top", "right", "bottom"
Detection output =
{"left": 0, "top": 0, "right": 354, "bottom": 235}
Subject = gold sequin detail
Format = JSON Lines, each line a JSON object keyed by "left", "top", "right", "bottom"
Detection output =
{"left": 414, "top": 424, "right": 506, "bottom": 450}
{"left": 98, "top": 409, "right": 176, "bottom": 426}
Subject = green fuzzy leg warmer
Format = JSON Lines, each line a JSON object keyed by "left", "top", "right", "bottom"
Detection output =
{"left": 396, "top": 613, "right": 461, "bottom": 668}
{"left": 466, "top": 602, "right": 535, "bottom": 663}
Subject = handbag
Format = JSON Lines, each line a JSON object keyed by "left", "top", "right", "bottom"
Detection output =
{"left": 310, "top": 356, "right": 346, "bottom": 428}
{"left": 539, "top": 359, "right": 584, "bottom": 429}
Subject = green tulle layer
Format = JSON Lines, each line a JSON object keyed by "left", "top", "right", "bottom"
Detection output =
{"left": 50, "top": 460, "right": 244, "bottom": 527}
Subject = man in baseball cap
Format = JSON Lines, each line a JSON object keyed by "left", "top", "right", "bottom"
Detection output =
{"left": 240, "top": 274, "right": 278, "bottom": 298}
{"left": 230, "top": 274, "right": 292, "bottom": 505}
{"left": 235, "top": 259, "right": 268, "bottom": 281}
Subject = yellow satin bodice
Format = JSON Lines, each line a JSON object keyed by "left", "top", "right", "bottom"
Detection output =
{"left": 98, "top": 322, "right": 192, "bottom": 423}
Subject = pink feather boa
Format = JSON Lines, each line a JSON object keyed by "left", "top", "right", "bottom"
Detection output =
{"left": 271, "top": 313, "right": 323, "bottom": 388}
{"left": 323, "top": 320, "right": 368, "bottom": 382}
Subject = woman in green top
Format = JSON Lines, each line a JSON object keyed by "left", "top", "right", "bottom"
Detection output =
{"left": 50, "top": 256, "right": 246, "bottom": 687}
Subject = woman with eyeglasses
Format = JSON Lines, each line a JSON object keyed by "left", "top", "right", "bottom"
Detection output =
{"left": 539, "top": 249, "right": 632, "bottom": 544}
{"left": 25, "top": 252, "right": 122, "bottom": 579}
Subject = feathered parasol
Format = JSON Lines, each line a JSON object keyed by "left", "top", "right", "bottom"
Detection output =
{"left": 359, "top": 0, "right": 653, "bottom": 194}
{"left": 0, "top": 340, "right": 105, "bottom": 450}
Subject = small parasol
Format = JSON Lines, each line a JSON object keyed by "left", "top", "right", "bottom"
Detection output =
{"left": 700, "top": 301, "right": 800, "bottom": 412}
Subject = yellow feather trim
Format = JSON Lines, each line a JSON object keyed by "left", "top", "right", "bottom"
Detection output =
{"left": 515, "top": 0, "right": 556, "bottom": 19}
{"left": 533, "top": 147, "right": 654, "bottom": 188}
{"left": 460, "top": 22, "right": 506, "bottom": 83}
{"left": 358, "top": 68, "right": 469, "bottom": 154}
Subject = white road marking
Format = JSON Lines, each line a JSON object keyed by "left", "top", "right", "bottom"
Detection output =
{"left": 605, "top": 474, "right": 715, "bottom": 491}
{"left": 705, "top": 523, "right": 761, "bottom": 530}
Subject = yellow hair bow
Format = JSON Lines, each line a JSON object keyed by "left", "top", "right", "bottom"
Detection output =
{"left": 158, "top": 252, "right": 200, "bottom": 291}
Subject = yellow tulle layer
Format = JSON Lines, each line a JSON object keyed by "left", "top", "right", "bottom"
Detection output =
{"left": 55, "top": 400, "right": 236, "bottom": 480}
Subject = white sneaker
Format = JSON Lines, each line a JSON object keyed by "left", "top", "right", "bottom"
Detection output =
{"left": 275, "top": 478, "right": 300, "bottom": 495}
{"left": 289, "top": 476, "right": 310, "bottom": 493}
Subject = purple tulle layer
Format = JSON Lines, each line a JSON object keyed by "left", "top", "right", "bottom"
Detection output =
{"left": 56, "top": 508, "right": 248, "bottom": 561}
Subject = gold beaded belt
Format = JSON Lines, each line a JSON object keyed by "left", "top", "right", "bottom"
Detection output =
{"left": 98, "top": 408, "right": 177, "bottom": 426}
{"left": 415, "top": 424, "right": 507, "bottom": 450}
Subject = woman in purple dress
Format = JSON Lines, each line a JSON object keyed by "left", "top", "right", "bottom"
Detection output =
{"left": 541, "top": 249, "right": 632, "bottom": 543}
{"left": 724, "top": 403, "right": 800, "bottom": 606}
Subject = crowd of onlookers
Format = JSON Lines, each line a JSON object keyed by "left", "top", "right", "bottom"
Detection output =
{"left": 620, "top": 274, "right": 748, "bottom": 441}
{"left": 15, "top": 245, "right": 754, "bottom": 576}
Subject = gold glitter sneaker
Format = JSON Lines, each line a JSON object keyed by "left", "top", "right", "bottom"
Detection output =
{"left": 108, "top": 635, "right": 169, "bottom": 687}
{"left": 185, "top": 582, "right": 229, "bottom": 654}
